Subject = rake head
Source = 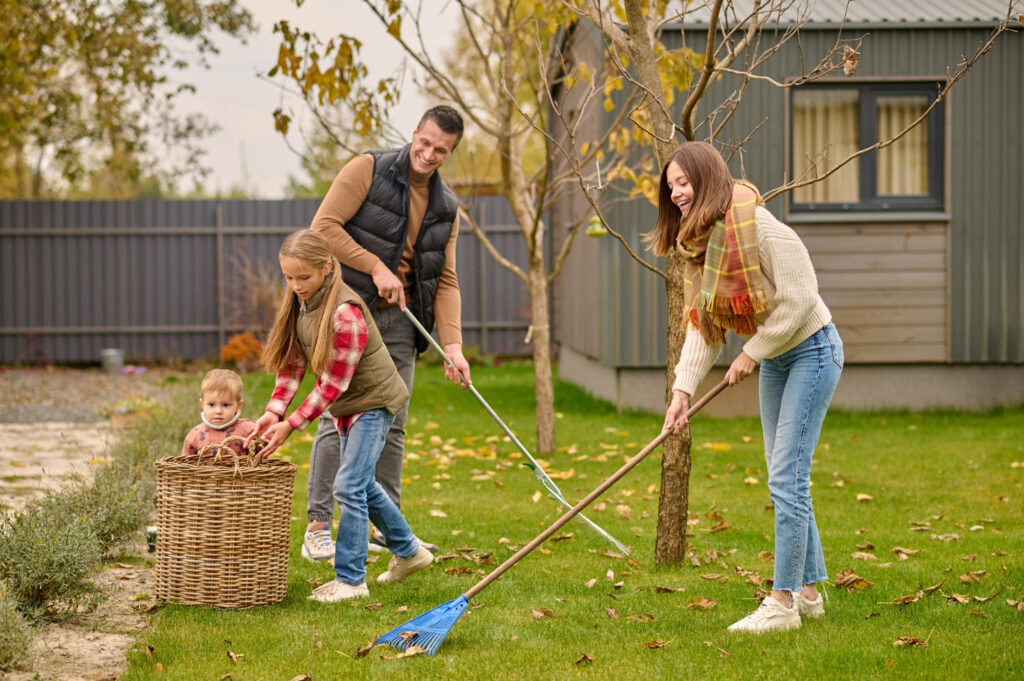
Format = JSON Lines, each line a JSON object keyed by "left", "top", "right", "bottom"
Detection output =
{"left": 377, "top": 594, "right": 469, "bottom": 656}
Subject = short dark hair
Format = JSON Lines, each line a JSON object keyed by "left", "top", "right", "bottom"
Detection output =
{"left": 418, "top": 105, "right": 464, "bottom": 146}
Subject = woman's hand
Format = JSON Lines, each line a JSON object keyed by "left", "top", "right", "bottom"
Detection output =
{"left": 725, "top": 351, "right": 756, "bottom": 386}
{"left": 245, "top": 411, "right": 280, "bottom": 449}
{"left": 663, "top": 390, "right": 691, "bottom": 434}
{"left": 257, "top": 421, "right": 294, "bottom": 459}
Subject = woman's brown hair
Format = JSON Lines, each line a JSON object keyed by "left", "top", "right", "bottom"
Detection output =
{"left": 644, "top": 142, "right": 735, "bottom": 256}
{"left": 261, "top": 230, "right": 344, "bottom": 376}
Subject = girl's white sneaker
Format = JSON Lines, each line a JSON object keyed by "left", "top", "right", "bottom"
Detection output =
{"left": 727, "top": 596, "right": 801, "bottom": 633}
{"left": 794, "top": 591, "right": 825, "bottom": 618}
{"left": 308, "top": 580, "right": 369, "bottom": 602}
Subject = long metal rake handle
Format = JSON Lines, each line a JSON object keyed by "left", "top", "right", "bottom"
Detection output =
{"left": 464, "top": 378, "right": 730, "bottom": 600}
{"left": 400, "top": 307, "right": 630, "bottom": 555}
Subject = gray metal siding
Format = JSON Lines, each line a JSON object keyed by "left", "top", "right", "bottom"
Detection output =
{"left": 0, "top": 197, "right": 535, "bottom": 363}
{"left": 557, "top": 24, "right": 1022, "bottom": 367}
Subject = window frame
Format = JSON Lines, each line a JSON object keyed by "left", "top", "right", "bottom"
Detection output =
{"left": 787, "top": 80, "right": 946, "bottom": 214}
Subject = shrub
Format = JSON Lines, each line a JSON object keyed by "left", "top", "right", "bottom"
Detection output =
{"left": 0, "top": 588, "right": 32, "bottom": 671}
{"left": 0, "top": 512, "right": 102, "bottom": 620}
{"left": 219, "top": 332, "right": 264, "bottom": 371}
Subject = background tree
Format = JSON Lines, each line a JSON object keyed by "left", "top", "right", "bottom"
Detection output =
{"left": 0, "top": 0, "right": 254, "bottom": 199}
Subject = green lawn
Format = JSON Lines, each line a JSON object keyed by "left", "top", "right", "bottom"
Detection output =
{"left": 124, "top": 362, "right": 1024, "bottom": 681}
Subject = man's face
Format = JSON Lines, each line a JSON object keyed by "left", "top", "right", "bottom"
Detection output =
{"left": 409, "top": 118, "right": 459, "bottom": 178}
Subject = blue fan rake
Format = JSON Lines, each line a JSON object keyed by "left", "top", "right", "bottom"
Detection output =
{"left": 377, "top": 378, "right": 730, "bottom": 656}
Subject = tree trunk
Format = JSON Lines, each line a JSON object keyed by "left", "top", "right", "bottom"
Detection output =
{"left": 528, "top": 260, "right": 556, "bottom": 454}
{"left": 654, "top": 253, "right": 692, "bottom": 564}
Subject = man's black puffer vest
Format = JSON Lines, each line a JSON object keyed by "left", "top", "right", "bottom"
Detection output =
{"left": 340, "top": 144, "right": 458, "bottom": 353}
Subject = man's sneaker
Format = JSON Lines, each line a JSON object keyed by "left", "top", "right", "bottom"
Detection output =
{"left": 376, "top": 546, "right": 434, "bottom": 583}
{"left": 794, "top": 591, "right": 825, "bottom": 618}
{"left": 301, "top": 528, "right": 335, "bottom": 562}
{"left": 307, "top": 580, "right": 369, "bottom": 602}
{"left": 727, "top": 595, "right": 801, "bottom": 633}
{"left": 368, "top": 526, "right": 389, "bottom": 553}
{"left": 368, "top": 526, "right": 440, "bottom": 554}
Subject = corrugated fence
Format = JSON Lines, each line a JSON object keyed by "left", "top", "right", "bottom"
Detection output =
{"left": 0, "top": 197, "right": 536, "bottom": 364}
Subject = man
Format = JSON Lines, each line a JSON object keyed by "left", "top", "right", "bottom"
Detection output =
{"left": 301, "top": 105, "right": 470, "bottom": 561}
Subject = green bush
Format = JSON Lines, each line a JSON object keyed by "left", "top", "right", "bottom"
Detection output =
{"left": 0, "top": 588, "right": 32, "bottom": 671}
{"left": 0, "top": 512, "right": 102, "bottom": 620}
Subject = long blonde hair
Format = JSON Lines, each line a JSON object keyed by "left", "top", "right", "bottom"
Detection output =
{"left": 644, "top": 142, "right": 735, "bottom": 257}
{"left": 261, "top": 230, "right": 344, "bottom": 376}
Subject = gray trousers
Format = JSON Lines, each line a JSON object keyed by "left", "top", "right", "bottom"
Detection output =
{"left": 306, "top": 306, "right": 416, "bottom": 523}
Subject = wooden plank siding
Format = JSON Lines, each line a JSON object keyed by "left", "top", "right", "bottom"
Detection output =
{"left": 795, "top": 223, "right": 948, "bottom": 363}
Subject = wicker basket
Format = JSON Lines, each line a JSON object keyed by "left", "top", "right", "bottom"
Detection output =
{"left": 155, "top": 437, "right": 297, "bottom": 609}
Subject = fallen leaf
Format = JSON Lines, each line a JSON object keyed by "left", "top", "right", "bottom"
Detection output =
{"left": 654, "top": 585, "right": 683, "bottom": 594}
{"left": 856, "top": 494, "right": 874, "bottom": 503}
{"left": 643, "top": 639, "right": 668, "bottom": 649}
{"left": 395, "top": 645, "right": 426, "bottom": 659}
{"left": 921, "top": 581, "right": 945, "bottom": 595}
{"left": 894, "top": 636, "right": 928, "bottom": 647}
{"left": 396, "top": 605, "right": 409, "bottom": 613}
{"left": 605, "top": 607, "right": 620, "bottom": 619}
{"left": 709, "top": 521, "right": 731, "bottom": 533}
{"left": 288, "top": 676, "right": 312, "bottom": 681}
{"left": 947, "top": 593, "right": 971, "bottom": 604}
{"left": 890, "top": 594, "right": 920, "bottom": 606}
{"left": 551, "top": 533, "right": 574, "bottom": 542}
{"left": 217, "top": 675, "right": 232, "bottom": 681}
{"left": 851, "top": 552, "right": 877, "bottom": 561}
{"left": 970, "top": 610, "right": 986, "bottom": 617}
{"left": 364, "top": 603, "right": 383, "bottom": 611}
{"left": 354, "top": 638, "right": 378, "bottom": 658}
{"left": 834, "top": 569, "right": 872, "bottom": 590}
{"left": 575, "top": 651, "right": 594, "bottom": 665}
{"left": 532, "top": 607, "right": 555, "bottom": 619}
{"left": 226, "top": 651, "right": 244, "bottom": 664}
{"left": 606, "top": 569, "right": 615, "bottom": 581}
{"left": 700, "top": 574, "right": 723, "bottom": 580}
{"left": 398, "top": 631, "right": 419, "bottom": 642}
{"left": 703, "top": 641, "right": 732, "bottom": 657}
{"left": 960, "top": 572, "right": 980, "bottom": 584}
{"left": 585, "top": 578, "right": 597, "bottom": 588}
{"left": 627, "top": 613, "right": 656, "bottom": 621}
{"left": 429, "top": 509, "right": 448, "bottom": 518}
{"left": 685, "top": 597, "right": 718, "bottom": 611}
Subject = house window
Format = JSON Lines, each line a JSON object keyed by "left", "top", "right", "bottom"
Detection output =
{"left": 790, "top": 82, "right": 944, "bottom": 212}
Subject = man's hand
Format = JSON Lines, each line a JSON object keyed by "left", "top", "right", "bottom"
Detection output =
{"left": 725, "top": 351, "right": 756, "bottom": 386}
{"left": 372, "top": 261, "right": 405, "bottom": 308}
{"left": 663, "top": 390, "right": 691, "bottom": 434}
{"left": 245, "top": 411, "right": 281, "bottom": 449}
{"left": 256, "top": 421, "right": 295, "bottom": 459}
{"left": 442, "top": 343, "right": 471, "bottom": 388}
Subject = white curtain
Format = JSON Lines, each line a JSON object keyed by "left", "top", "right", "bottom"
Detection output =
{"left": 877, "top": 95, "right": 930, "bottom": 196}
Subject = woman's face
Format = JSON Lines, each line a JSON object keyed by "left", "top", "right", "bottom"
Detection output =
{"left": 665, "top": 160, "right": 695, "bottom": 218}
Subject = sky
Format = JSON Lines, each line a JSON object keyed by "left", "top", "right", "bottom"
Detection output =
{"left": 176, "top": 1, "right": 457, "bottom": 198}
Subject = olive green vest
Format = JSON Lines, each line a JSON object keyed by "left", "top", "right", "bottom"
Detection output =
{"left": 296, "top": 282, "right": 409, "bottom": 418}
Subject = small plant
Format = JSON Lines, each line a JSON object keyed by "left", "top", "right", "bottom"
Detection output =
{"left": 0, "top": 511, "right": 102, "bottom": 620}
{"left": 0, "top": 587, "right": 32, "bottom": 672}
{"left": 219, "top": 332, "right": 264, "bottom": 371}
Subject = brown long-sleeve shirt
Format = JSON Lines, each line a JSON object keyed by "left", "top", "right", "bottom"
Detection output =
{"left": 310, "top": 154, "right": 462, "bottom": 346}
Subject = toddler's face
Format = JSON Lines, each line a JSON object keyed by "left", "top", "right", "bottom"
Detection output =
{"left": 200, "top": 390, "right": 242, "bottom": 426}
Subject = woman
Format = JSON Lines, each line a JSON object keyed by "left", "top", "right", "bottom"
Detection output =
{"left": 653, "top": 142, "right": 843, "bottom": 633}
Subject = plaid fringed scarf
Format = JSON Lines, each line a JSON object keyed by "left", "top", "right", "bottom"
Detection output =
{"left": 681, "top": 181, "right": 769, "bottom": 344}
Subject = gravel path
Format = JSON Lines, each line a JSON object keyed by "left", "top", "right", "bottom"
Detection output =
{"left": 0, "top": 365, "right": 182, "bottom": 423}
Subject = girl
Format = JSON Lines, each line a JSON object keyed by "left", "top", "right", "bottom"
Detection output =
{"left": 246, "top": 230, "right": 433, "bottom": 602}
{"left": 652, "top": 142, "right": 843, "bottom": 633}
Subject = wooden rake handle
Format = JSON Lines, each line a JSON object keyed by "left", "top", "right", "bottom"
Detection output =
{"left": 464, "top": 378, "right": 731, "bottom": 599}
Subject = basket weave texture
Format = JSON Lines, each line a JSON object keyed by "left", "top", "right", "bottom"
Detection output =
{"left": 155, "top": 438, "right": 297, "bottom": 609}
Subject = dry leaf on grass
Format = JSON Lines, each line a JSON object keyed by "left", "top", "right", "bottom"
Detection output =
{"left": 628, "top": 613, "right": 656, "bottom": 622}
{"left": 575, "top": 652, "right": 595, "bottom": 665}
{"left": 394, "top": 645, "right": 426, "bottom": 659}
{"left": 218, "top": 675, "right": 232, "bottom": 681}
{"left": 894, "top": 636, "right": 928, "bottom": 647}
{"left": 834, "top": 569, "right": 873, "bottom": 590}
{"left": 605, "top": 607, "right": 620, "bottom": 619}
{"left": 685, "top": 597, "right": 718, "bottom": 611}
{"left": 531, "top": 607, "right": 555, "bottom": 619}
{"left": 226, "top": 651, "right": 244, "bottom": 664}
{"left": 354, "top": 638, "right": 378, "bottom": 658}
{"left": 654, "top": 585, "right": 684, "bottom": 594}
{"left": 396, "top": 605, "right": 409, "bottom": 613}
{"left": 704, "top": 641, "right": 732, "bottom": 657}
{"left": 851, "top": 552, "right": 877, "bottom": 561}
{"left": 890, "top": 594, "right": 920, "bottom": 606}
{"left": 364, "top": 603, "right": 383, "bottom": 611}
{"left": 585, "top": 578, "right": 597, "bottom": 588}
{"left": 551, "top": 533, "right": 574, "bottom": 542}
{"left": 856, "top": 494, "right": 874, "bottom": 503}
{"left": 922, "top": 581, "right": 945, "bottom": 595}
{"left": 288, "top": 676, "right": 312, "bottom": 681}
{"left": 643, "top": 639, "right": 668, "bottom": 649}
{"left": 398, "top": 631, "right": 419, "bottom": 642}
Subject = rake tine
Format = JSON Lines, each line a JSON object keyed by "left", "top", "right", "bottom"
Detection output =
{"left": 401, "top": 306, "right": 629, "bottom": 553}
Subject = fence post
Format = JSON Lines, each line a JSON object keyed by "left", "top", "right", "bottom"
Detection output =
{"left": 216, "top": 203, "right": 225, "bottom": 352}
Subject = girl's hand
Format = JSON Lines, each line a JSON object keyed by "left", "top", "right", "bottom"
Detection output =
{"left": 245, "top": 411, "right": 280, "bottom": 449}
{"left": 725, "top": 351, "right": 756, "bottom": 385}
{"left": 663, "top": 390, "right": 691, "bottom": 434}
{"left": 257, "top": 421, "right": 294, "bottom": 459}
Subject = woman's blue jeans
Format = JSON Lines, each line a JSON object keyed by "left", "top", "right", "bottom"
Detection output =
{"left": 758, "top": 322, "right": 843, "bottom": 593}
{"left": 332, "top": 408, "right": 418, "bottom": 585}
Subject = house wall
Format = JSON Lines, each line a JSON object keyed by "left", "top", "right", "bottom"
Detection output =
{"left": 556, "top": 22, "right": 1023, "bottom": 411}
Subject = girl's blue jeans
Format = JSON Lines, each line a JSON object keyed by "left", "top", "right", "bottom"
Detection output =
{"left": 758, "top": 322, "right": 843, "bottom": 593}
{"left": 332, "top": 407, "right": 418, "bottom": 585}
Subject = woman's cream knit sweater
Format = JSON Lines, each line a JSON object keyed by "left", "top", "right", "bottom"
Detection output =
{"left": 672, "top": 206, "right": 832, "bottom": 396}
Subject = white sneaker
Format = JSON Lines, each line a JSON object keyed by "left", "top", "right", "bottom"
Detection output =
{"left": 307, "top": 580, "right": 369, "bottom": 602}
{"left": 376, "top": 546, "right": 434, "bottom": 583}
{"left": 301, "top": 528, "right": 335, "bottom": 562}
{"left": 727, "top": 596, "right": 801, "bottom": 633}
{"left": 794, "top": 592, "right": 825, "bottom": 618}
{"left": 368, "top": 526, "right": 440, "bottom": 554}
